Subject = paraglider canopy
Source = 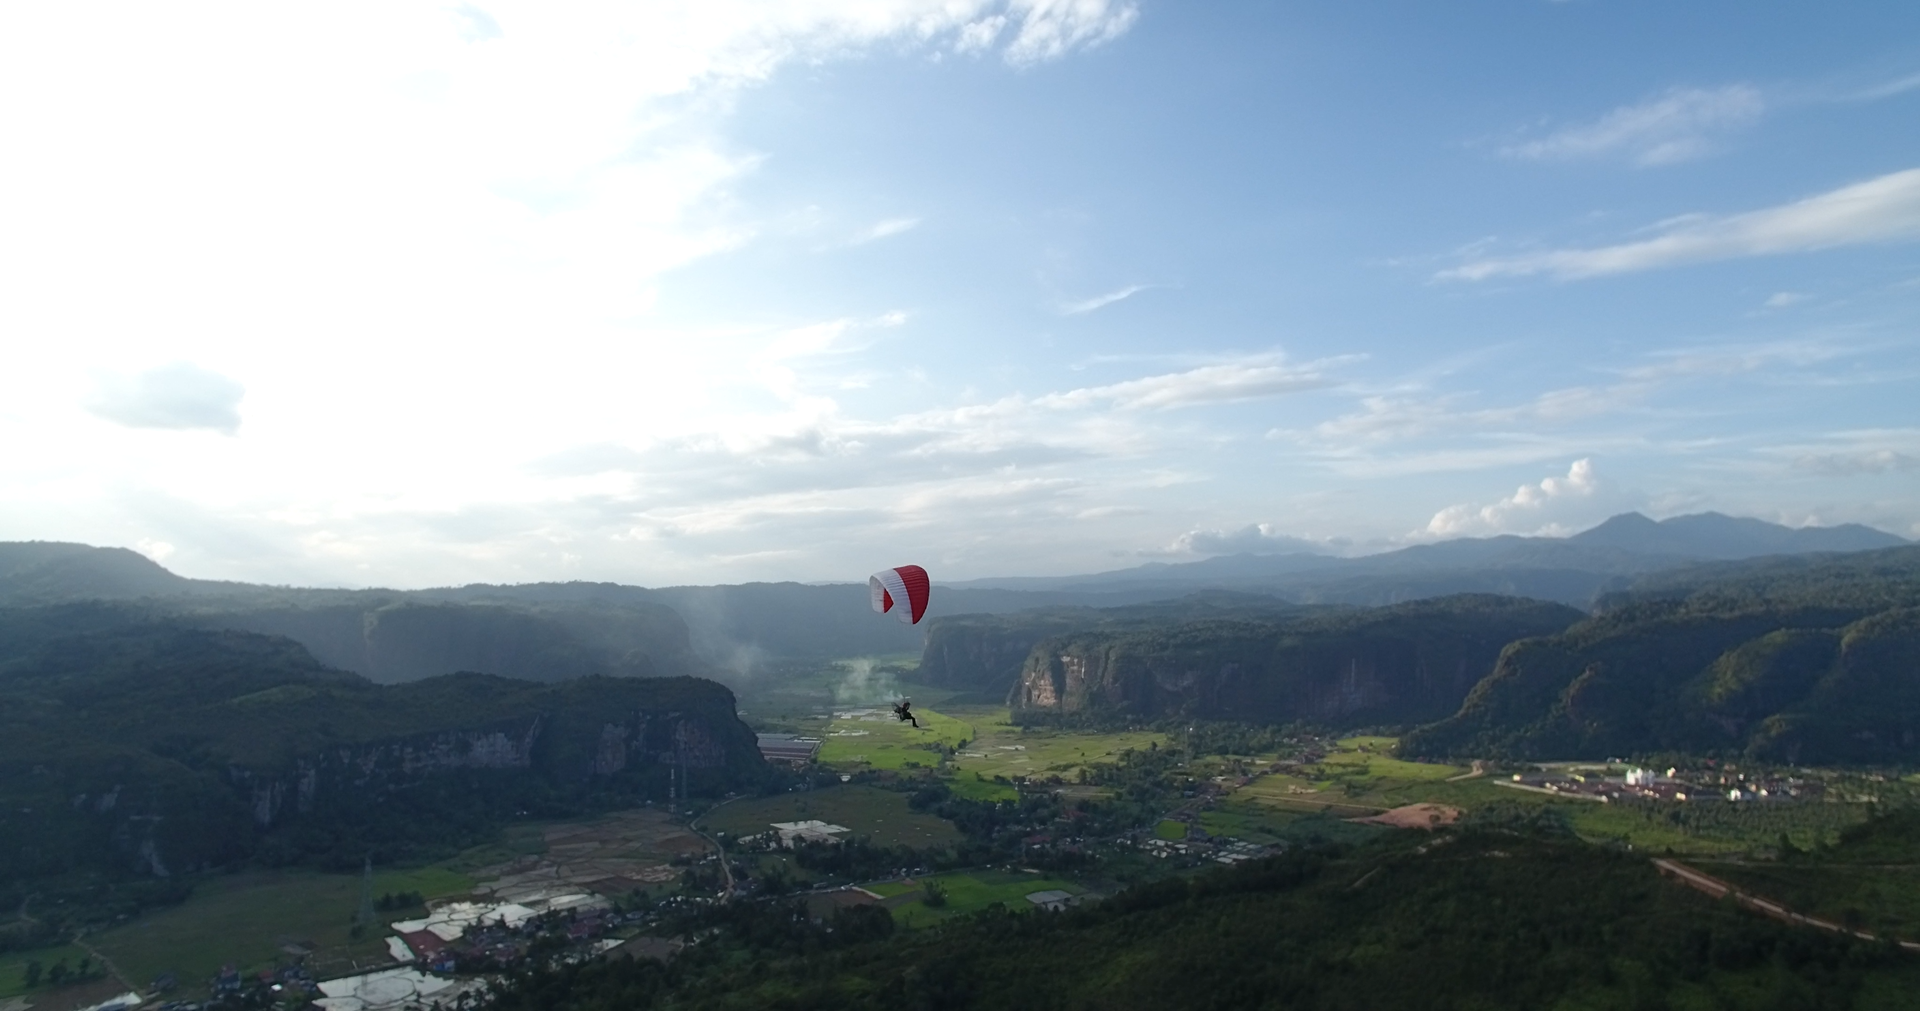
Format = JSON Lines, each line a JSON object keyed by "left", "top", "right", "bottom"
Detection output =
{"left": 868, "top": 565, "right": 931, "bottom": 624}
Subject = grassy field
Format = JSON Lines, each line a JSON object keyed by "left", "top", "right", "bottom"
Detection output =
{"left": 946, "top": 774, "right": 1021, "bottom": 802}
{"left": 731, "top": 655, "right": 928, "bottom": 733}
{"left": 886, "top": 870, "right": 1085, "bottom": 928}
{"left": 85, "top": 865, "right": 477, "bottom": 994}
{"left": 1218, "top": 741, "right": 1702, "bottom": 851}
{"left": 0, "top": 942, "right": 92, "bottom": 1000}
{"left": 1218, "top": 737, "right": 1879, "bottom": 855}
{"left": 948, "top": 708, "right": 1165, "bottom": 782}
{"left": 699, "top": 785, "right": 963, "bottom": 849}
{"left": 860, "top": 880, "right": 921, "bottom": 899}
{"left": 1201, "top": 802, "right": 1388, "bottom": 847}
{"left": 816, "top": 705, "right": 971, "bottom": 770}
{"left": 1154, "top": 819, "right": 1188, "bottom": 840}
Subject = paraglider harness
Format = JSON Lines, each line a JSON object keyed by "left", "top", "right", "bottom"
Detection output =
{"left": 892, "top": 699, "right": 919, "bottom": 728}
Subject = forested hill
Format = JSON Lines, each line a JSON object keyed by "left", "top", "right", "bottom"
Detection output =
{"left": 920, "top": 591, "right": 1320, "bottom": 699}
{"left": 1402, "top": 546, "right": 1920, "bottom": 764}
{"left": 488, "top": 829, "right": 1920, "bottom": 1010}
{"left": 0, "top": 542, "right": 706, "bottom": 684}
{"left": 0, "top": 610, "right": 764, "bottom": 887}
{"left": 1006, "top": 595, "right": 1582, "bottom": 727}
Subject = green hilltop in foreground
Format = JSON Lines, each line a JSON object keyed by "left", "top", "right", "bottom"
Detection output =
{"left": 487, "top": 829, "right": 1920, "bottom": 1011}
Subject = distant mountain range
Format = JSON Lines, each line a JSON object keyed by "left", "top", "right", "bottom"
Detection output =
{"left": 0, "top": 512, "right": 1904, "bottom": 676}
{"left": 944, "top": 512, "right": 1907, "bottom": 608}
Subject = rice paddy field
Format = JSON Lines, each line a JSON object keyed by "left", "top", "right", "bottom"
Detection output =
{"left": 881, "top": 870, "right": 1087, "bottom": 929}
{"left": 699, "top": 785, "right": 963, "bottom": 849}
{"left": 949, "top": 711, "right": 1166, "bottom": 783}
{"left": 84, "top": 864, "right": 476, "bottom": 995}
{"left": 0, "top": 943, "right": 93, "bottom": 1000}
{"left": 815, "top": 706, "right": 971, "bottom": 770}
{"left": 1207, "top": 736, "right": 1877, "bottom": 856}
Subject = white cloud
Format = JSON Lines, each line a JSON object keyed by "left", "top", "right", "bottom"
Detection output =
{"left": 1424, "top": 458, "right": 1599, "bottom": 537}
{"left": 1001, "top": 0, "right": 1140, "bottom": 66}
{"left": 1503, "top": 85, "right": 1763, "bottom": 166}
{"left": 1794, "top": 450, "right": 1919, "bottom": 475}
{"left": 86, "top": 363, "right": 245, "bottom": 434}
{"left": 1166, "top": 524, "right": 1328, "bottom": 556}
{"left": 1763, "top": 291, "right": 1808, "bottom": 309}
{"left": 1442, "top": 168, "right": 1920, "bottom": 280}
{"left": 1779, "top": 428, "right": 1920, "bottom": 476}
{"left": 0, "top": 1, "right": 1152, "bottom": 586}
{"left": 1060, "top": 284, "right": 1148, "bottom": 315}
{"left": 1038, "top": 357, "right": 1337, "bottom": 411}
{"left": 1851, "top": 71, "right": 1920, "bottom": 102}
{"left": 850, "top": 217, "right": 921, "bottom": 244}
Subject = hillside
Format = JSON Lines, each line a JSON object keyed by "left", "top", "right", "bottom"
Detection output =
{"left": 1007, "top": 595, "right": 1583, "bottom": 726}
{"left": 920, "top": 592, "right": 1319, "bottom": 698}
{"left": 0, "top": 544, "right": 706, "bottom": 683}
{"left": 487, "top": 831, "right": 1920, "bottom": 1010}
{"left": 0, "top": 614, "right": 763, "bottom": 885}
{"left": 1402, "top": 546, "right": 1920, "bottom": 763}
{"left": 4, "top": 517, "right": 1907, "bottom": 672}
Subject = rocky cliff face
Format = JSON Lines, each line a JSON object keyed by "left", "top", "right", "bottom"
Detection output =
{"left": 919, "top": 610, "right": 1102, "bottom": 697}
{"left": 1008, "top": 596, "right": 1582, "bottom": 726}
{"left": 0, "top": 623, "right": 762, "bottom": 882}
{"left": 229, "top": 687, "right": 754, "bottom": 829}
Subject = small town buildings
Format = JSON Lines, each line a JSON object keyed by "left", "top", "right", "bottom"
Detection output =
{"left": 756, "top": 734, "right": 822, "bottom": 766}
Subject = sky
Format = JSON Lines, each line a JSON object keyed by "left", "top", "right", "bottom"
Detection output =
{"left": 3, "top": 1, "right": 1919, "bottom": 588}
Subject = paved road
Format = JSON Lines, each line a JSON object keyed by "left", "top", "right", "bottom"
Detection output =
{"left": 1652, "top": 857, "right": 1920, "bottom": 952}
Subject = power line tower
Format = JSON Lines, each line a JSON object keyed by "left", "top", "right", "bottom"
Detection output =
{"left": 355, "top": 854, "right": 376, "bottom": 929}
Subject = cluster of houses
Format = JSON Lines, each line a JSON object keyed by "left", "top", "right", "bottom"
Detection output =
{"left": 755, "top": 734, "right": 823, "bottom": 767}
{"left": 1503, "top": 765, "right": 1827, "bottom": 804}
{"left": 1137, "top": 832, "right": 1278, "bottom": 865}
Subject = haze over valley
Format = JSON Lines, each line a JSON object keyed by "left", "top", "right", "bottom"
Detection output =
{"left": 5, "top": 3, "right": 1920, "bottom": 1009}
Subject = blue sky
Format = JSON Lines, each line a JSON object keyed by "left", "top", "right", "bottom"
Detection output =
{"left": 2, "top": 1, "right": 1917, "bottom": 587}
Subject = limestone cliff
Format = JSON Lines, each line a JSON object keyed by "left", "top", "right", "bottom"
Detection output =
{"left": 1008, "top": 595, "right": 1581, "bottom": 726}
{"left": 0, "top": 623, "right": 762, "bottom": 882}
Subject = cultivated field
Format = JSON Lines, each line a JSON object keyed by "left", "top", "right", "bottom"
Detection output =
{"left": 1205, "top": 737, "right": 1878, "bottom": 856}
{"left": 949, "top": 709, "right": 1165, "bottom": 783}
{"left": 815, "top": 705, "right": 971, "bottom": 770}
{"left": 700, "top": 785, "right": 962, "bottom": 849}
{"left": 87, "top": 865, "right": 475, "bottom": 994}
{"left": 881, "top": 870, "right": 1087, "bottom": 928}
{"left": 0, "top": 943, "right": 91, "bottom": 1001}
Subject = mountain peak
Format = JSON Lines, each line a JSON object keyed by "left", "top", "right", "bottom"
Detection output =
{"left": 1568, "top": 512, "right": 1905, "bottom": 559}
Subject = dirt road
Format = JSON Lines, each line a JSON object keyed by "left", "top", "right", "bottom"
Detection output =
{"left": 1652, "top": 858, "right": 1920, "bottom": 952}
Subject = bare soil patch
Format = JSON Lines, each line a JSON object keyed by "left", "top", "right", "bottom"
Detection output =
{"left": 1351, "top": 803, "right": 1462, "bottom": 830}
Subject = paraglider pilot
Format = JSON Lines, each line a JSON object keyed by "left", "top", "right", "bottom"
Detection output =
{"left": 893, "top": 698, "right": 919, "bottom": 728}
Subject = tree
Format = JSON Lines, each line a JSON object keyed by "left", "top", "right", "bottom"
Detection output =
{"left": 22, "top": 960, "right": 41, "bottom": 988}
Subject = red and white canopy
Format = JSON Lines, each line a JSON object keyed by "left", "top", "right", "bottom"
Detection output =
{"left": 868, "top": 565, "right": 931, "bottom": 625}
